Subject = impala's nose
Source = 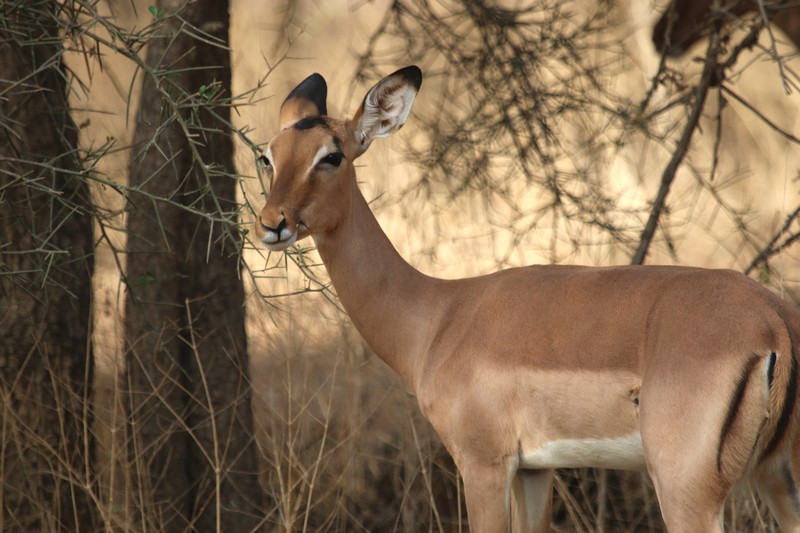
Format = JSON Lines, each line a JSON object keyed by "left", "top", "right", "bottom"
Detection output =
{"left": 259, "top": 214, "right": 297, "bottom": 250}
{"left": 261, "top": 216, "right": 286, "bottom": 236}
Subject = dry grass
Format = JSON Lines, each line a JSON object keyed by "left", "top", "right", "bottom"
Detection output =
{"left": 0, "top": 322, "right": 784, "bottom": 531}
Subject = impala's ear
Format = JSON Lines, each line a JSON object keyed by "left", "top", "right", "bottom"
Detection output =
{"left": 279, "top": 73, "right": 327, "bottom": 129}
{"left": 349, "top": 66, "right": 422, "bottom": 158}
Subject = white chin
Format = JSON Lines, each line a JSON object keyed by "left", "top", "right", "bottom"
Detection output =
{"left": 262, "top": 232, "right": 297, "bottom": 251}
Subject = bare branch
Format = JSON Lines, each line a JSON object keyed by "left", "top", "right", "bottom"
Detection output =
{"left": 745, "top": 205, "right": 800, "bottom": 275}
{"left": 631, "top": 29, "right": 721, "bottom": 265}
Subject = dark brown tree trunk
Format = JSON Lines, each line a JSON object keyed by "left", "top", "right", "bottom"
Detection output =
{"left": 124, "top": 1, "right": 263, "bottom": 531}
{"left": 0, "top": 2, "right": 97, "bottom": 532}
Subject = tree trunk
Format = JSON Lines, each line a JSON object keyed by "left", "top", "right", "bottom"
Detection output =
{"left": 124, "top": 1, "right": 263, "bottom": 531}
{"left": 0, "top": 2, "right": 97, "bottom": 532}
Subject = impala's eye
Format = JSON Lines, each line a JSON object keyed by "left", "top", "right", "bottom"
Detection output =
{"left": 257, "top": 154, "right": 272, "bottom": 171}
{"left": 319, "top": 152, "right": 343, "bottom": 168}
{"left": 256, "top": 153, "right": 273, "bottom": 188}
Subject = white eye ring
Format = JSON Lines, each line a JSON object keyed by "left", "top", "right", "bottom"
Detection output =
{"left": 256, "top": 151, "right": 273, "bottom": 180}
{"left": 257, "top": 152, "right": 271, "bottom": 167}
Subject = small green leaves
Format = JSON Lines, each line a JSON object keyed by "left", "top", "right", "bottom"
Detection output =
{"left": 197, "top": 83, "right": 219, "bottom": 101}
{"left": 135, "top": 271, "right": 155, "bottom": 288}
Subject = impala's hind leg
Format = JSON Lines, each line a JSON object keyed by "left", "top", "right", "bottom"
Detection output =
{"left": 647, "top": 465, "right": 725, "bottom": 533}
{"left": 644, "top": 450, "right": 727, "bottom": 532}
{"left": 639, "top": 346, "right": 778, "bottom": 531}
{"left": 640, "top": 388, "right": 729, "bottom": 531}
{"left": 511, "top": 469, "right": 553, "bottom": 533}
{"left": 756, "top": 447, "right": 800, "bottom": 533}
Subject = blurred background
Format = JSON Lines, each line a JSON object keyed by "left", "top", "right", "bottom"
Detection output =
{"left": 3, "top": 0, "right": 800, "bottom": 531}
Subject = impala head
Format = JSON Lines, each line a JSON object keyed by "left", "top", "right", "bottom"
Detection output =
{"left": 254, "top": 66, "right": 422, "bottom": 251}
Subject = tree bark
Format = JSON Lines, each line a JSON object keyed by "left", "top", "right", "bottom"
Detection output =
{"left": 0, "top": 2, "right": 97, "bottom": 531}
{"left": 124, "top": 1, "right": 263, "bottom": 531}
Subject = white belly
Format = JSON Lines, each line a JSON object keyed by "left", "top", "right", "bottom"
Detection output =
{"left": 520, "top": 433, "right": 645, "bottom": 470}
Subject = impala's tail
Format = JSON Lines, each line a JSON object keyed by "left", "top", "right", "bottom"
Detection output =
{"left": 716, "top": 317, "right": 798, "bottom": 481}
{"left": 760, "top": 340, "right": 798, "bottom": 463}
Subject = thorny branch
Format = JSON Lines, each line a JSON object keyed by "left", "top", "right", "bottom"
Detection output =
{"left": 745, "top": 205, "right": 800, "bottom": 275}
{"left": 356, "top": 0, "right": 800, "bottom": 275}
{"left": 630, "top": 7, "right": 799, "bottom": 265}
{"left": 631, "top": 27, "right": 722, "bottom": 265}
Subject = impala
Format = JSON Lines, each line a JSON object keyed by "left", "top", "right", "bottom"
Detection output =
{"left": 653, "top": 0, "right": 800, "bottom": 56}
{"left": 255, "top": 66, "right": 800, "bottom": 532}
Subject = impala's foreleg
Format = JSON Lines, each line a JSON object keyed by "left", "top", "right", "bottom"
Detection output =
{"left": 458, "top": 458, "right": 553, "bottom": 533}
{"left": 459, "top": 459, "right": 516, "bottom": 533}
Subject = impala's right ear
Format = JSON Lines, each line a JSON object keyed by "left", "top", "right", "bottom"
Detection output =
{"left": 279, "top": 73, "right": 328, "bottom": 129}
{"left": 349, "top": 65, "right": 422, "bottom": 158}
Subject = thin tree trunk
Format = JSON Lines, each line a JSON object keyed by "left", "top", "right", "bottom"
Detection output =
{"left": 0, "top": 2, "right": 96, "bottom": 531}
{"left": 124, "top": 1, "right": 263, "bottom": 531}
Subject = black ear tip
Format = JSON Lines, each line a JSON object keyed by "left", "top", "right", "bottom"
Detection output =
{"left": 394, "top": 65, "right": 422, "bottom": 90}
{"left": 289, "top": 73, "right": 327, "bottom": 96}
{"left": 305, "top": 73, "right": 327, "bottom": 88}
{"left": 285, "top": 73, "right": 328, "bottom": 115}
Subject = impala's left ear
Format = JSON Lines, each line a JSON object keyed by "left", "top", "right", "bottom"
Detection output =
{"left": 349, "top": 66, "right": 422, "bottom": 158}
{"left": 280, "top": 73, "right": 327, "bottom": 129}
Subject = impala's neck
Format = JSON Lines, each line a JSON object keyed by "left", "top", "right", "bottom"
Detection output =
{"left": 313, "top": 179, "right": 438, "bottom": 389}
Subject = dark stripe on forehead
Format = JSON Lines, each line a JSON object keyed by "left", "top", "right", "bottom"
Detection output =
{"left": 293, "top": 116, "right": 329, "bottom": 131}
